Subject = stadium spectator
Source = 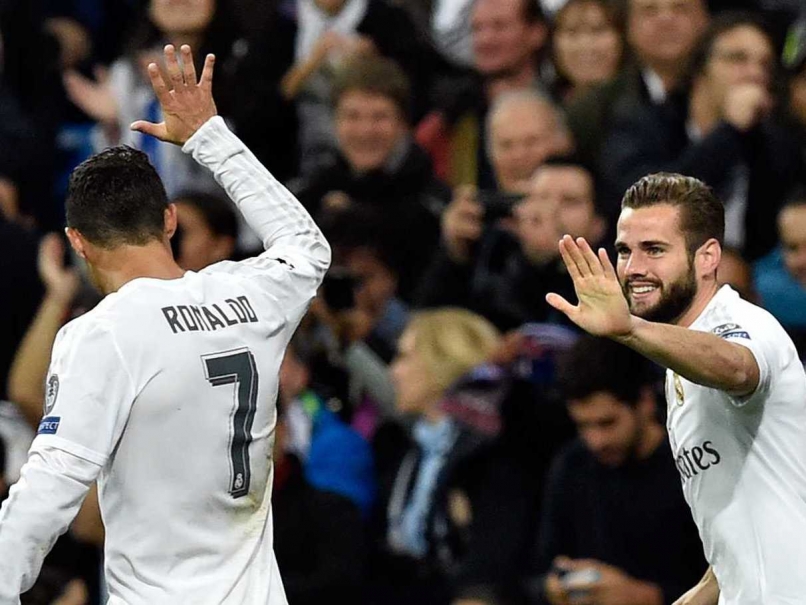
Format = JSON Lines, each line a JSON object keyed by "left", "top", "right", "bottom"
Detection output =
{"left": 63, "top": 0, "right": 242, "bottom": 196}
{"left": 272, "top": 402, "right": 369, "bottom": 605}
{"left": 280, "top": 0, "right": 446, "bottom": 175}
{"left": 753, "top": 192, "right": 806, "bottom": 357}
{"left": 550, "top": 0, "right": 625, "bottom": 103}
{"left": 565, "top": 0, "right": 709, "bottom": 169}
{"left": 416, "top": 157, "right": 603, "bottom": 331}
{"left": 600, "top": 12, "right": 805, "bottom": 260}
{"left": 486, "top": 91, "right": 573, "bottom": 192}
{"left": 172, "top": 190, "right": 238, "bottom": 272}
{"left": 717, "top": 246, "right": 756, "bottom": 302}
{"left": 295, "top": 56, "right": 449, "bottom": 301}
{"left": 417, "top": 0, "right": 549, "bottom": 188}
{"left": 525, "top": 336, "right": 707, "bottom": 605}
{"left": 371, "top": 308, "right": 533, "bottom": 605}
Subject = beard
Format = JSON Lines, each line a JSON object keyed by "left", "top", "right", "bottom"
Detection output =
{"left": 622, "top": 262, "right": 698, "bottom": 324}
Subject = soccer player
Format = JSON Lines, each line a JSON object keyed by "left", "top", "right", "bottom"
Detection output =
{"left": 0, "top": 44, "right": 331, "bottom": 603}
{"left": 546, "top": 173, "right": 806, "bottom": 604}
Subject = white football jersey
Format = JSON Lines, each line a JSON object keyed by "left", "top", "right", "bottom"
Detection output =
{"left": 664, "top": 286, "right": 806, "bottom": 604}
{"left": 0, "top": 117, "right": 330, "bottom": 604}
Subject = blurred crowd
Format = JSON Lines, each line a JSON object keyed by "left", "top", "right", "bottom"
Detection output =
{"left": 2, "top": 0, "right": 806, "bottom": 603}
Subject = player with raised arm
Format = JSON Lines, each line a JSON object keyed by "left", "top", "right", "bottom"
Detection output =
{"left": 0, "top": 44, "right": 330, "bottom": 604}
{"left": 546, "top": 173, "right": 806, "bottom": 605}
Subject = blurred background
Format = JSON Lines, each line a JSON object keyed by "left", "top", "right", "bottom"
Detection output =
{"left": 1, "top": 0, "right": 805, "bottom": 603}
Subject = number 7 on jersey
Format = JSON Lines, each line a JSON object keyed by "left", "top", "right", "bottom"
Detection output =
{"left": 202, "top": 348, "right": 259, "bottom": 499}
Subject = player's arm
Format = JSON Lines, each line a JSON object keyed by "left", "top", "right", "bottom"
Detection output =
{"left": 546, "top": 236, "right": 759, "bottom": 397}
{"left": 0, "top": 448, "right": 100, "bottom": 602}
{"left": 672, "top": 566, "right": 719, "bottom": 605}
{"left": 618, "top": 319, "right": 759, "bottom": 397}
{"left": 0, "top": 321, "right": 135, "bottom": 599}
{"left": 131, "top": 44, "right": 331, "bottom": 284}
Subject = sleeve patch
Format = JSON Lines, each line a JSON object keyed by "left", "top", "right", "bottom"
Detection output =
{"left": 37, "top": 416, "right": 61, "bottom": 435}
{"left": 712, "top": 323, "right": 751, "bottom": 340}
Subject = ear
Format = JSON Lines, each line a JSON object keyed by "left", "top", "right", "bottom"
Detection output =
{"left": 165, "top": 204, "right": 178, "bottom": 239}
{"left": 697, "top": 238, "right": 721, "bottom": 280}
{"left": 65, "top": 227, "right": 87, "bottom": 260}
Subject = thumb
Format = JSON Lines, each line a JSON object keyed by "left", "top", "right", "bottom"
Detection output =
{"left": 130, "top": 120, "right": 166, "bottom": 140}
{"left": 546, "top": 292, "right": 576, "bottom": 317}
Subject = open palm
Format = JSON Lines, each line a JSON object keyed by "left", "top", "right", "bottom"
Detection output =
{"left": 130, "top": 44, "right": 217, "bottom": 146}
{"left": 546, "top": 235, "right": 633, "bottom": 338}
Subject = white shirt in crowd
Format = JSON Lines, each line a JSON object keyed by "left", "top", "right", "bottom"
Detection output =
{"left": 665, "top": 285, "right": 806, "bottom": 604}
{"left": 0, "top": 116, "right": 331, "bottom": 604}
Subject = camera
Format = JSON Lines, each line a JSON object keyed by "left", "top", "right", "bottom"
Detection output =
{"left": 477, "top": 190, "right": 526, "bottom": 224}
{"left": 322, "top": 268, "right": 357, "bottom": 311}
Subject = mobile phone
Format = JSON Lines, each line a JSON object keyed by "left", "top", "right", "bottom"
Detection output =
{"left": 477, "top": 190, "right": 526, "bottom": 223}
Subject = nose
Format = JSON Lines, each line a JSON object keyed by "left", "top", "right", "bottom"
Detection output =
{"left": 584, "top": 428, "right": 609, "bottom": 454}
{"left": 623, "top": 252, "right": 648, "bottom": 278}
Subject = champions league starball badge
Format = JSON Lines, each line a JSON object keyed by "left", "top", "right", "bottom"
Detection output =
{"left": 44, "top": 374, "right": 60, "bottom": 415}
{"left": 673, "top": 373, "right": 685, "bottom": 406}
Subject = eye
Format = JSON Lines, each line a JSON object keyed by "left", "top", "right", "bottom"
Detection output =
{"left": 615, "top": 247, "right": 629, "bottom": 258}
{"left": 647, "top": 246, "right": 663, "bottom": 256}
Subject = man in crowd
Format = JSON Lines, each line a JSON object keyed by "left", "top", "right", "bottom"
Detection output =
{"left": 416, "top": 156, "right": 602, "bottom": 330}
{"left": 600, "top": 12, "right": 804, "bottom": 260}
{"left": 527, "top": 335, "right": 706, "bottom": 605}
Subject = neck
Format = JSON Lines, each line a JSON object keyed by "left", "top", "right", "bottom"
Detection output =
{"left": 689, "top": 81, "right": 721, "bottom": 137}
{"left": 675, "top": 278, "right": 720, "bottom": 328}
{"left": 422, "top": 401, "right": 447, "bottom": 425}
{"left": 92, "top": 240, "right": 185, "bottom": 294}
{"left": 484, "top": 64, "right": 537, "bottom": 101}
{"left": 636, "top": 420, "right": 665, "bottom": 460}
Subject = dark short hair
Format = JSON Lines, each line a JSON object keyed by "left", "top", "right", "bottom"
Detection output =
{"left": 622, "top": 173, "right": 725, "bottom": 256}
{"left": 781, "top": 185, "right": 806, "bottom": 213}
{"left": 558, "top": 335, "right": 657, "bottom": 407}
{"left": 473, "top": 0, "right": 546, "bottom": 24}
{"left": 537, "top": 154, "right": 604, "bottom": 217}
{"left": 332, "top": 56, "right": 412, "bottom": 121}
{"left": 173, "top": 190, "right": 238, "bottom": 239}
{"left": 687, "top": 11, "right": 777, "bottom": 84}
{"left": 66, "top": 146, "right": 168, "bottom": 248}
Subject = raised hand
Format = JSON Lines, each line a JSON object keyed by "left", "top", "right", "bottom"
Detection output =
{"left": 38, "top": 233, "right": 80, "bottom": 306}
{"left": 130, "top": 44, "right": 217, "bottom": 146}
{"left": 546, "top": 235, "right": 633, "bottom": 338}
{"left": 63, "top": 66, "right": 117, "bottom": 124}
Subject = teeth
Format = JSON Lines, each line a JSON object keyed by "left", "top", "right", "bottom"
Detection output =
{"left": 632, "top": 286, "right": 656, "bottom": 294}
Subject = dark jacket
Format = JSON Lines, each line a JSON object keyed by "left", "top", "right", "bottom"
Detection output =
{"left": 600, "top": 92, "right": 805, "bottom": 260}
{"left": 415, "top": 229, "right": 578, "bottom": 331}
{"left": 273, "top": 454, "right": 368, "bottom": 605}
{"left": 527, "top": 439, "right": 707, "bottom": 605}
{"left": 296, "top": 142, "right": 449, "bottom": 301}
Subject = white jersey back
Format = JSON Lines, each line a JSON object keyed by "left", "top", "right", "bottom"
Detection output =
{"left": 14, "top": 116, "right": 333, "bottom": 603}
{"left": 664, "top": 286, "right": 806, "bottom": 604}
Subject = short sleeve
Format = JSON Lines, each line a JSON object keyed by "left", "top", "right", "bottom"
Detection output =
{"left": 30, "top": 319, "right": 135, "bottom": 466}
{"left": 709, "top": 320, "right": 775, "bottom": 408}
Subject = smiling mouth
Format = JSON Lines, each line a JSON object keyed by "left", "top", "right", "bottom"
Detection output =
{"left": 628, "top": 284, "right": 660, "bottom": 300}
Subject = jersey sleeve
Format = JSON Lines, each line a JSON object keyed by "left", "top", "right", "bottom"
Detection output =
{"left": 182, "top": 117, "right": 331, "bottom": 325}
{"left": 707, "top": 314, "right": 778, "bottom": 408}
{"left": 30, "top": 318, "right": 136, "bottom": 465}
{"left": 0, "top": 447, "right": 100, "bottom": 602}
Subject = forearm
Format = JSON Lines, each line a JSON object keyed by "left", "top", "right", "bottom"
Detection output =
{"left": 7, "top": 296, "right": 70, "bottom": 429}
{"left": 183, "top": 116, "right": 330, "bottom": 269}
{"left": 618, "top": 317, "right": 758, "bottom": 396}
{"left": 280, "top": 53, "right": 324, "bottom": 100}
{"left": 0, "top": 447, "right": 99, "bottom": 602}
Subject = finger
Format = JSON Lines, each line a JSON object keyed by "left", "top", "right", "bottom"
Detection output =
{"left": 130, "top": 120, "right": 167, "bottom": 141}
{"left": 599, "top": 248, "right": 617, "bottom": 280}
{"left": 562, "top": 235, "right": 591, "bottom": 278}
{"left": 146, "top": 62, "right": 172, "bottom": 106}
{"left": 200, "top": 53, "right": 215, "bottom": 92}
{"left": 577, "top": 237, "right": 603, "bottom": 276}
{"left": 546, "top": 293, "right": 577, "bottom": 318}
{"left": 163, "top": 44, "right": 185, "bottom": 89}
{"left": 180, "top": 44, "right": 197, "bottom": 86}
{"left": 558, "top": 238, "right": 583, "bottom": 281}
{"left": 93, "top": 64, "right": 109, "bottom": 83}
